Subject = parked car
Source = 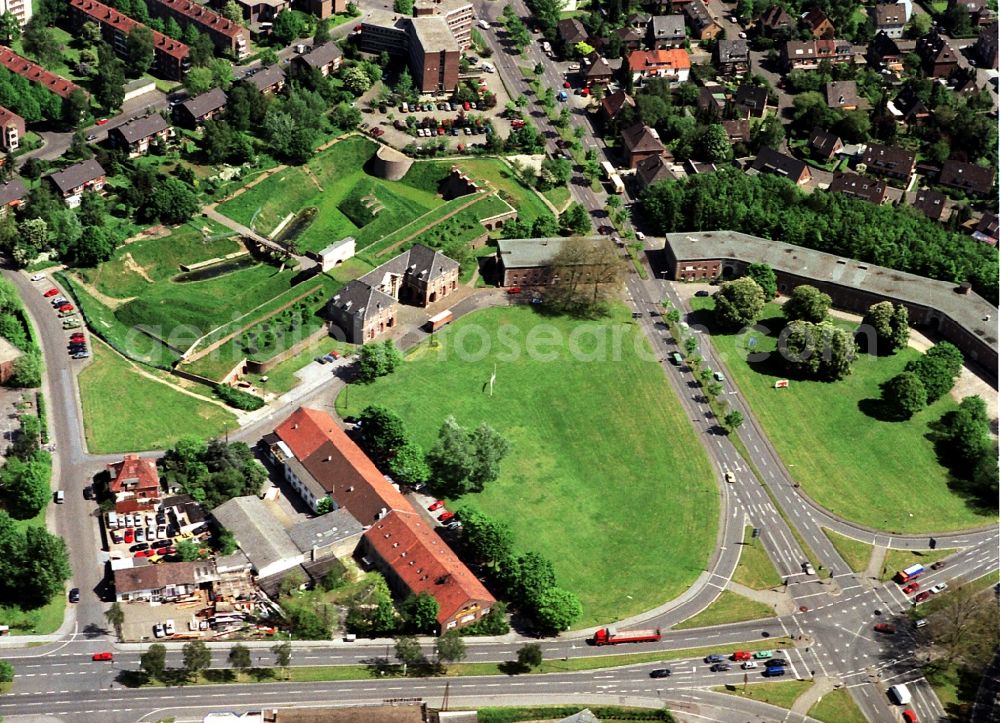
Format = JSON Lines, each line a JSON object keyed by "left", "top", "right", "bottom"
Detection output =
{"left": 82, "top": 485, "right": 94, "bottom": 500}
{"left": 92, "top": 652, "right": 113, "bottom": 661}
{"left": 134, "top": 549, "right": 155, "bottom": 558}
{"left": 123, "top": 528, "right": 134, "bottom": 544}
{"left": 741, "top": 661, "right": 758, "bottom": 669}
{"left": 130, "top": 543, "right": 150, "bottom": 552}
{"left": 164, "top": 619, "right": 175, "bottom": 635}
{"left": 438, "top": 510, "right": 455, "bottom": 523}
{"left": 58, "top": 304, "right": 74, "bottom": 312}
{"left": 68, "top": 588, "right": 80, "bottom": 603}
{"left": 930, "top": 561, "right": 946, "bottom": 571}
{"left": 753, "top": 650, "right": 773, "bottom": 659}
{"left": 710, "top": 663, "right": 732, "bottom": 672}
{"left": 135, "top": 528, "right": 145, "bottom": 542}
{"left": 428, "top": 500, "right": 446, "bottom": 511}
{"left": 153, "top": 623, "right": 165, "bottom": 638}
{"left": 765, "top": 659, "right": 788, "bottom": 667}
{"left": 95, "top": 118, "right": 109, "bottom": 125}
{"left": 732, "top": 651, "right": 752, "bottom": 661}
{"left": 30, "top": 273, "right": 45, "bottom": 282}
{"left": 903, "top": 582, "right": 920, "bottom": 594}
{"left": 649, "top": 668, "right": 671, "bottom": 678}
{"left": 695, "top": 290, "right": 710, "bottom": 297}
{"left": 713, "top": 371, "right": 725, "bottom": 382}
{"left": 43, "top": 288, "right": 59, "bottom": 297}
{"left": 915, "top": 591, "right": 930, "bottom": 603}
{"left": 930, "top": 583, "right": 947, "bottom": 594}
{"left": 874, "top": 623, "right": 896, "bottom": 634}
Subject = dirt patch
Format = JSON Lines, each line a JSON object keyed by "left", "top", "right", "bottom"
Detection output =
{"left": 122, "top": 252, "right": 154, "bottom": 284}
{"left": 68, "top": 272, "right": 134, "bottom": 310}
{"left": 121, "top": 224, "right": 171, "bottom": 246}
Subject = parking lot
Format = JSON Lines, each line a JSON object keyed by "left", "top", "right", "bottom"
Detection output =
{"left": 119, "top": 592, "right": 209, "bottom": 643}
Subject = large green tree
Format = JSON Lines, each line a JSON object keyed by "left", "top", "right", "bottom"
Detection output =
{"left": 782, "top": 284, "right": 831, "bottom": 323}
{"left": 140, "top": 643, "right": 167, "bottom": 681}
{"left": 881, "top": 371, "right": 927, "bottom": 420}
{"left": 457, "top": 507, "right": 513, "bottom": 568}
{"left": 532, "top": 587, "right": 582, "bottom": 632}
{"left": 434, "top": 630, "right": 466, "bottom": 669}
{"left": 779, "top": 320, "right": 857, "bottom": 381}
{"left": 713, "top": 276, "right": 765, "bottom": 329}
{"left": 125, "top": 26, "right": 155, "bottom": 77}
{"left": 745, "top": 263, "right": 777, "bottom": 300}
{"left": 358, "top": 405, "right": 408, "bottom": 460}
{"left": 862, "top": 301, "right": 909, "bottom": 355}
{"left": 905, "top": 342, "right": 963, "bottom": 403}
{"left": 401, "top": 593, "right": 439, "bottom": 634}
{"left": 182, "top": 641, "right": 212, "bottom": 680}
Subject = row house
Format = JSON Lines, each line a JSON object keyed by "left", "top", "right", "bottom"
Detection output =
{"left": 715, "top": 38, "right": 750, "bottom": 77}
{"left": 0, "top": 105, "right": 24, "bottom": 151}
{"left": 68, "top": 0, "right": 190, "bottom": 81}
{"left": 684, "top": 0, "right": 721, "bottom": 40}
{"left": 148, "top": 0, "right": 249, "bottom": 59}
{"left": 916, "top": 31, "right": 959, "bottom": 78}
{"left": 174, "top": 87, "right": 227, "bottom": 128}
{"left": 868, "top": 31, "right": 904, "bottom": 73}
{"left": 782, "top": 38, "right": 854, "bottom": 70}
{"left": 289, "top": 41, "right": 343, "bottom": 77}
{"left": 861, "top": 142, "right": 916, "bottom": 184}
{"left": 0, "top": 178, "right": 26, "bottom": 216}
{"left": 801, "top": 7, "right": 835, "bottom": 38}
{"left": 759, "top": 5, "right": 794, "bottom": 35}
{"left": 750, "top": 147, "right": 812, "bottom": 185}
{"left": 108, "top": 113, "right": 171, "bottom": 157}
{"left": 626, "top": 48, "right": 691, "bottom": 85}
{"left": 649, "top": 15, "right": 686, "bottom": 48}
{"left": 46, "top": 159, "right": 106, "bottom": 208}
{"left": 0, "top": 47, "right": 85, "bottom": 99}
{"left": 829, "top": 171, "right": 890, "bottom": 205}
{"left": 809, "top": 127, "right": 843, "bottom": 160}
{"left": 621, "top": 122, "right": 665, "bottom": 169}
{"left": 244, "top": 64, "right": 285, "bottom": 95}
{"left": 939, "top": 160, "right": 995, "bottom": 196}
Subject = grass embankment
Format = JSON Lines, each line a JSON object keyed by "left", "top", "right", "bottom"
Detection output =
{"left": 879, "top": 548, "right": 957, "bottom": 582}
{"left": 673, "top": 590, "right": 776, "bottom": 630}
{"left": 733, "top": 525, "right": 783, "bottom": 589}
{"left": 712, "top": 680, "right": 813, "bottom": 710}
{"left": 807, "top": 687, "right": 869, "bottom": 723}
{"left": 822, "top": 529, "right": 874, "bottom": 573}
{"left": 78, "top": 338, "right": 236, "bottom": 453}
{"left": 338, "top": 306, "right": 717, "bottom": 625}
{"left": 687, "top": 298, "right": 992, "bottom": 533}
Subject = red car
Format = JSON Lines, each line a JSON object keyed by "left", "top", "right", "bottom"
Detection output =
{"left": 902, "top": 710, "right": 917, "bottom": 723}
{"left": 43, "top": 288, "right": 59, "bottom": 297}
{"left": 95, "top": 118, "right": 108, "bottom": 125}
{"left": 92, "top": 651, "right": 113, "bottom": 661}
{"left": 123, "top": 528, "right": 134, "bottom": 544}
{"left": 70, "top": 334, "right": 85, "bottom": 342}
{"left": 58, "top": 304, "right": 74, "bottom": 312}
{"left": 134, "top": 549, "right": 155, "bottom": 558}
{"left": 731, "top": 651, "right": 752, "bottom": 661}
{"left": 874, "top": 623, "right": 896, "bottom": 634}
{"left": 914, "top": 591, "right": 930, "bottom": 603}
{"left": 155, "top": 546, "right": 176, "bottom": 556}
{"left": 328, "top": 350, "right": 340, "bottom": 359}
{"left": 581, "top": 87, "right": 590, "bottom": 96}
{"left": 438, "top": 510, "right": 455, "bottom": 523}
{"left": 428, "top": 500, "right": 446, "bottom": 511}
{"left": 902, "top": 582, "right": 920, "bottom": 595}
{"left": 563, "top": 81, "right": 571, "bottom": 88}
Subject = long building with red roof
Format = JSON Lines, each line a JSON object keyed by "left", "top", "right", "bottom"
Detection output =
{"left": 0, "top": 46, "right": 85, "bottom": 99}
{"left": 68, "top": 0, "right": 190, "bottom": 80}
{"left": 147, "top": 0, "right": 248, "bottom": 59}
{"left": 265, "top": 407, "right": 496, "bottom": 632}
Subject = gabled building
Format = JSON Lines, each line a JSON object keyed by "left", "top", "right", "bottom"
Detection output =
{"left": 750, "top": 147, "right": 811, "bottom": 185}
{"left": 0, "top": 178, "right": 27, "bottom": 216}
{"left": 243, "top": 64, "right": 285, "bottom": 95}
{"left": 867, "top": 31, "right": 904, "bottom": 73}
{"left": 684, "top": 0, "right": 722, "bottom": 40}
{"left": 975, "top": 21, "right": 998, "bottom": 69}
{"left": 783, "top": 38, "right": 853, "bottom": 70}
{"left": 808, "top": 127, "right": 843, "bottom": 160}
{"left": 175, "top": 87, "right": 227, "bottom": 128}
{"left": 939, "top": 160, "right": 995, "bottom": 196}
{"left": 861, "top": 142, "right": 916, "bottom": 184}
{"left": 582, "top": 54, "right": 615, "bottom": 85}
{"left": 47, "top": 159, "right": 106, "bottom": 208}
{"left": 328, "top": 280, "right": 397, "bottom": 345}
{"left": 715, "top": 38, "right": 750, "bottom": 76}
{"left": 972, "top": 213, "right": 998, "bottom": 245}
{"left": 147, "top": 0, "right": 249, "bottom": 59}
{"left": 0, "top": 105, "right": 24, "bottom": 151}
{"left": 648, "top": 15, "right": 686, "bottom": 48}
{"left": 917, "top": 31, "right": 959, "bottom": 77}
{"left": 599, "top": 89, "right": 635, "bottom": 125}
{"left": 621, "top": 122, "right": 665, "bottom": 169}
{"left": 801, "top": 7, "right": 834, "bottom": 37}
{"left": 557, "top": 17, "right": 589, "bottom": 46}
{"left": 290, "top": 41, "right": 343, "bottom": 77}
{"left": 635, "top": 153, "right": 679, "bottom": 189}
{"left": 0, "top": 47, "right": 85, "bottom": 99}
{"left": 107, "top": 454, "right": 161, "bottom": 503}
{"left": 829, "top": 172, "right": 889, "bottom": 204}
{"left": 626, "top": 48, "right": 691, "bottom": 84}
{"left": 615, "top": 24, "right": 645, "bottom": 51}
{"left": 949, "top": 0, "right": 994, "bottom": 25}
{"left": 733, "top": 84, "right": 769, "bottom": 118}
{"left": 874, "top": 3, "right": 906, "bottom": 38}
{"left": 722, "top": 118, "right": 751, "bottom": 143}
{"left": 113, "top": 560, "right": 214, "bottom": 602}
{"left": 108, "top": 113, "right": 171, "bottom": 157}
{"left": 826, "top": 80, "right": 859, "bottom": 110}
{"left": 911, "top": 188, "right": 947, "bottom": 221}
{"left": 893, "top": 87, "right": 930, "bottom": 124}
{"left": 759, "top": 5, "right": 794, "bottom": 34}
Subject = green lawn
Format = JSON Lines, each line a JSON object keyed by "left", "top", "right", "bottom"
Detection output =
{"left": 713, "top": 680, "right": 813, "bottom": 710}
{"left": 880, "top": 547, "right": 956, "bottom": 582}
{"left": 79, "top": 339, "right": 236, "bottom": 453}
{"left": 688, "top": 298, "right": 993, "bottom": 532}
{"left": 542, "top": 186, "right": 571, "bottom": 212}
{"left": 338, "top": 306, "right": 717, "bottom": 625}
{"left": 733, "top": 526, "right": 783, "bottom": 589}
{"left": 822, "top": 528, "right": 873, "bottom": 574}
{"left": 808, "top": 687, "right": 868, "bottom": 723}
{"left": 673, "top": 590, "right": 776, "bottom": 630}
{"left": 0, "top": 508, "right": 66, "bottom": 635}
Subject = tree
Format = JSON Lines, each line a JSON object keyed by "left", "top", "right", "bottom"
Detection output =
{"left": 780, "top": 320, "right": 857, "bottom": 381}
{"left": 884, "top": 370, "right": 930, "bottom": 422}
{"left": 330, "top": 101, "right": 362, "bottom": 132}
{"left": 140, "top": 643, "right": 167, "bottom": 681}
{"left": 176, "top": 538, "right": 201, "bottom": 562}
{"left": 724, "top": 409, "right": 744, "bottom": 430}
{"left": 937, "top": 395, "right": 991, "bottom": 477}
{"left": 713, "top": 276, "right": 765, "bottom": 329}
{"left": 697, "top": 124, "right": 733, "bottom": 163}
{"left": 221, "top": 0, "right": 244, "bottom": 24}
{"left": 516, "top": 643, "right": 543, "bottom": 669}
{"left": 468, "top": 423, "right": 510, "bottom": 491}
{"left": 0, "top": 12, "right": 19, "bottom": 46}
{"left": 750, "top": 115, "right": 785, "bottom": 151}
{"left": 533, "top": 587, "right": 582, "bottom": 632}
{"left": 185, "top": 66, "right": 214, "bottom": 95}
{"left": 426, "top": 416, "right": 475, "bottom": 495}
{"left": 435, "top": 631, "right": 466, "bottom": 669}
{"left": 402, "top": 593, "right": 439, "bottom": 634}
{"left": 356, "top": 340, "right": 402, "bottom": 382}
{"left": 182, "top": 641, "right": 212, "bottom": 680}
{"left": 387, "top": 441, "right": 430, "bottom": 486}
{"left": 313, "top": 17, "right": 331, "bottom": 43}
{"left": 94, "top": 44, "right": 126, "bottom": 110}
{"left": 2, "top": 454, "right": 50, "bottom": 519}
{"left": 271, "top": 640, "right": 292, "bottom": 676}
{"left": 905, "top": 342, "right": 963, "bottom": 403}
{"left": 63, "top": 88, "right": 89, "bottom": 126}
{"left": 745, "top": 263, "right": 777, "bottom": 300}
{"left": 228, "top": 643, "right": 252, "bottom": 678}
{"left": 782, "top": 285, "right": 831, "bottom": 323}
{"left": 125, "top": 27, "right": 155, "bottom": 77}
{"left": 22, "top": 19, "right": 60, "bottom": 67}
{"left": 394, "top": 0, "right": 413, "bottom": 13}
{"left": 144, "top": 176, "right": 199, "bottom": 224}
{"left": 358, "top": 405, "right": 408, "bottom": 460}
{"left": 164, "top": 16, "right": 183, "bottom": 40}
{"left": 559, "top": 202, "right": 591, "bottom": 236}
{"left": 394, "top": 635, "right": 424, "bottom": 669}
{"left": 500, "top": 551, "right": 556, "bottom": 608}
{"left": 458, "top": 507, "right": 513, "bottom": 568}
{"left": 342, "top": 65, "right": 372, "bottom": 96}
{"left": 862, "top": 301, "right": 909, "bottom": 355}
{"left": 189, "top": 31, "right": 215, "bottom": 67}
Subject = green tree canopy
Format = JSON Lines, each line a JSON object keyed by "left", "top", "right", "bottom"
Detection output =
{"left": 881, "top": 371, "right": 927, "bottom": 420}
{"left": 905, "top": 342, "right": 964, "bottom": 403}
{"left": 782, "top": 284, "right": 831, "bottom": 323}
{"left": 862, "top": 301, "right": 909, "bottom": 355}
{"left": 532, "top": 587, "right": 582, "bottom": 632}
{"left": 745, "top": 263, "right": 777, "bottom": 300}
{"left": 713, "top": 276, "right": 765, "bottom": 329}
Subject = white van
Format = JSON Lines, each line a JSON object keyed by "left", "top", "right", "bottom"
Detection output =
{"left": 55, "top": 490, "right": 65, "bottom": 504}
{"left": 888, "top": 684, "right": 911, "bottom": 705}
{"left": 477, "top": 19, "right": 490, "bottom": 29}
{"left": 107, "top": 511, "right": 119, "bottom": 529}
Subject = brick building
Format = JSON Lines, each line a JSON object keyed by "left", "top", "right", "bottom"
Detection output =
{"left": 0, "top": 47, "right": 85, "bottom": 99}
{"left": 359, "top": 16, "right": 462, "bottom": 92}
{"left": 108, "top": 114, "right": 171, "bottom": 157}
{"left": 46, "top": 159, "right": 106, "bottom": 208}
{"left": 0, "top": 105, "right": 24, "bottom": 151}
{"left": 107, "top": 454, "right": 161, "bottom": 504}
{"left": 147, "top": 0, "right": 249, "bottom": 59}
{"left": 495, "top": 236, "right": 611, "bottom": 287}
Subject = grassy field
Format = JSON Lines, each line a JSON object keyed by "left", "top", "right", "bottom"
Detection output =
{"left": 880, "top": 547, "right": 956, "bottom": 581}
{"left": 822, "top": 529, "right": 873, "bottom": 573}
{"left": 713, "top": 680, "right": 813, "bottom": 710}
{"left": 807, "top": 687, "right": 868, "bottom": 723}
{"left": 688, "top": 298, "right": 993, "bottom": 533}
{"left": 79, "top": 339, "right": 236, "bottom": 453}
{"left": 338, "top": 306, "right": 717, "bottom": 625}
{"left": 673, "top": 590, "right": 776, "bottom": 630}
{"left": 733, "top": 526, "right": 783, "bottom": 589}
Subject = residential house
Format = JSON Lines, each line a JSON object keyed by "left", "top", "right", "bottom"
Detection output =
{"left": 626, "top": 48, "right": 691, "bottom": 84}
{"left": 972, "top": 212, "right": 998, "bottom": 245}
{"left": 621, "top": 122, "right": 665, "bottom": 169}
{"left": 722, "top": 118, "right": 751, "bottom": 143}
{"left": 698, "top": 84, "right": 728, "bottom": 116}
{"left": 759, "top": 5, "right": 794, "bottom": 35}
{"left": 175, "top": 87, "right": 228, "bottom": 129}
{"left": 829, "top": 172, "right": 890, "bottom": 204}
{"left": 949, "top": 0, "right": 993, "bottom": 25}
{"left": 917, "top": 31, "right": 959, "bottom": 77}
{"left": 733, "top": 84, "right": 769, "bottom": 118}
{"left": 750, "top": 147, "right": 812, "bottom": 185}
{"left": 939, "top": 160, "right": 995, "bottom": 196}
{"left": 108, "top": 114, "right": 171, "bottom": 157}
{"left": 893, "top": 87, "right": 930, "bottom": 124}
{"left": 582, "top": 54, "right": 615, "bottom": 85}
{"left": 808, "top": 127, "right": 843, "bottom": 160}
{"left": 496, "top": 236, "right": 610, "bottom": 287}
{"left": 874, "top": 4, "right": 906, "bottom": 38}
{"left": 47, "top": 159, "right": 106, "bottom": 208}
{"left": 715, "top": 38, "right": 750, "bottom": 76}
{"left": 0, "top": 178, "right": 26, "bottom": 216}
{"left": 802, "top": 7, "right": 835, "bottom": 37}
{"left": 815, "top": 38, "right": 855, "bottom": 64}
{"left": 557, "top": 17, "right": 589, "bottom": 48}
{"left": 244, "top": 64, "right": 285, "bottom": 95}
{"left": 113, "top": 560, "right": 215, "bottom": 602}
{"left": 327, "top": 280, "right": 398, "bottom": 345}
{"left": 230, "top": 0, "right": 288, "bottom": 26}
{"left": 0, "top": 47, "right": 85, "bottom": 100}
{"left": 0, "top": 106, "right": 23, "bottom": 151}
{"left": 826, "top": 80, "right": 859, "bottom": 110}
{"left": 599, "top": 89, "right": 636, "bottom": 125}
{"left": 362, "top": 509, "right": 496, "bottom": 632}
{"left": 635, "top": 153, "right": 679, "bottom": 189}
{"left": 615, "top": 24, "right": 646, "bottom": 51}
{"left": 685, "top": 0, "right": 722, "bottom": 40}
{"left": 861, "top": 142, "right": 916, "bottom": 184}
{"left": 783, "top": 38, "right": 853, "bottom": 70}
{"left": 975, "top": 21, "right": 998, "bottom": 69}
{"left": 867, "top": 31, "right": 904, "bottom": 72}
{"left": 107, "top": 455, "right": 161, "bottom": 504}
{"left": 911, "top": 188, "right": 947, "bottom": 220}
{"left": 877, "top": 0, "right": 912, "bottom": 22}
{"left": 290, "top": 41, "right": 343, "bottom": 77}
{"left": 648, "top": 15, "right": 686, "bottom": 48}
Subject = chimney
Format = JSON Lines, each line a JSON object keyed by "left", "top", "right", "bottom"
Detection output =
{"left": 326, "top": 455, "right": 332, "bottom": 461}
{"left": 957, "top": 282, "right": 971, "bottom": 295}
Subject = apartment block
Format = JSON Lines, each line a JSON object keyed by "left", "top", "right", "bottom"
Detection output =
{"left": 0, "top": 0, "right": 31, "bottom": 28}
{"left": 359, "top": 16, "right": 461, "bottom": 92}
{"left": 0, "top": 47, "right": 85, "bottom": 99}
{"left": 148, "top": 0, "right": 248, "bottom": 59}
{"left": 414, "top": 0, "right": 474, "bottom": 50}
{"left": 0, "top": 106, "right": 25, "bottom": 151}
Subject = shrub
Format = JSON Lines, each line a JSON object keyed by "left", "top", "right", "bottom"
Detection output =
{"left": 213, "top": 384, "right": 265, "bottom": 411}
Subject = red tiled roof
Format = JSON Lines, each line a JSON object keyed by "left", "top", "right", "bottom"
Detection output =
{"left": 0, "top": 47, "right": 85, "bottom": 99}
{"left": 364, "top": 511, "right": 495, "bottom": 626}
{"left": 149, "top": 0, "right": 245, "bottom": 40}
{"left": 0, "top": 105, "right": 23, "bottom": 129}
{"left": 69, "top": 0, "right": 190, "bottom": 60}
{"left": 627, "top": 48, "right": 691, "bottom": 72}
{"left": 108, "top": 454, "right": 161, "bottom": 494}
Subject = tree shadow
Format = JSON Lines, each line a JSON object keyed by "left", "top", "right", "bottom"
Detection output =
{"left": 858, "top": 397, "right": 908, "bottom": 422}
{"left": 249, "top": 667, "right": 276, "bottom": 682}
{"left": 115, "top": 670, "right": 149, "bottom": 688}
{"left": 498, "top": 660, "right": 531, "bottom": 676}
{"left": 81, "top": 622, "right": 107, "bottom": 639}
{"left": 203, "top": 669, "right": 235, "bottom": 683}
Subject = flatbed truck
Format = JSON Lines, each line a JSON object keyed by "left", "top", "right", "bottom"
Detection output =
{"left": 591, "top": 626, "right": 662, "bottom": 646}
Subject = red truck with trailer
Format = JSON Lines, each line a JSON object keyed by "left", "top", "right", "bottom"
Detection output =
{"left": 591, "top": 626, "right": 662, "bottom": 646}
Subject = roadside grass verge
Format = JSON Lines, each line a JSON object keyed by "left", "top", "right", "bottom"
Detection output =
{"left": 821, "top": 529, "right": 874, "bottom": 574}
{"left": 672, "top": 590, "right": 776, "bottom": 630}
{"left": 879, "top": 548, "right": 957, "bottom": 582}
{"left": 733, "top": 525, "right": 783, "bottom": 590}
{"left": 687, "top": 298, "right": 988, "bottom": 533}
{"left": 807, "top": 686, "right": 868, "bottom": 723}
{"left": 79, "top": 338, "right": 236, "bottom": 453}
{"left": 712, "top": 680, "right": 813, "bottom": 710}
{"left": 476, "top": 707, "right": 672, "bottom": 723}
{"left": 338, "top": 306, "right": 717, "bottom": 625}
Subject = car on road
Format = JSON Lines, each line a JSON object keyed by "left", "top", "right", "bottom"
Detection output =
{"left": 914, "top": 591, "right": 930, "bottom": 603}
{"left": 741, "top": 661, "right": 758, "bottom": 669}
{"left": 802, "top": 561, "right": 816, "bottom": 575}
{"left": 930, "top": 561, "right": 946, "bottom": 570}
{"left": 903, "top": 582, "right": 920, "bottom": 594}
{"left": 753, "top": 650, "right": 773, "bottom": 659}
{"left": 438, "top": 510, "right": 455, "bottom": 523}
{"left": 428, "top": 500, "right": 446, "bottom": 511}
{"left": 710, "top": 663, "right": 731, "bottom": 672}
{"left": 915, "top": 618, "right": 928, "bottom": 628}
{"left": 30, "top": 273, "right": 45, "bottom": 282}
{"left": 95, "top": 118, "right": 109, "bottom": 125}
{"left": 874, "top": 623, "right": 896, "bottom": 634}
{"left": 930, "top": 583, "right": 947, "bottom": 594}
{"left": 732, "top": 651, "right": 752, "bottom": 661}
{"left": 83, "top": 485, "right": 94, "bottom": 500}
{"left": 649, "top": 668, "right": 671, "bottom": 678}
{"left": 68, "top": 588, "right": 80, "bottom": 603}
{"left": 92, "top": 652, "right": 113, "bottom": 661}
{"left": 55, "top": 490, "right": 65, "bottom": 503}
{"left": 704, "top": 654, "right": 725, "bottom": 663}
{"left": 902, "top": 710, "right": 918, "bottom": 723}
{"left": 598, "top": 225, "right": 614, "bottom": 235}
{"left": 86, "top": 133, "right": 97, "bottom": 141}
{"left": 43, "top": 288, "right": 59, "bottom": 297}
{"left": 724, "top": 471, "right": 735, "bottom": 483}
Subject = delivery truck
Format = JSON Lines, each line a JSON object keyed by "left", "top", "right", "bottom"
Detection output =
{"left": 591, "top": 626, "right": 662, "bottom": 646}
{"left": 896, "top": 564, "right": 925, "bottom": 584}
